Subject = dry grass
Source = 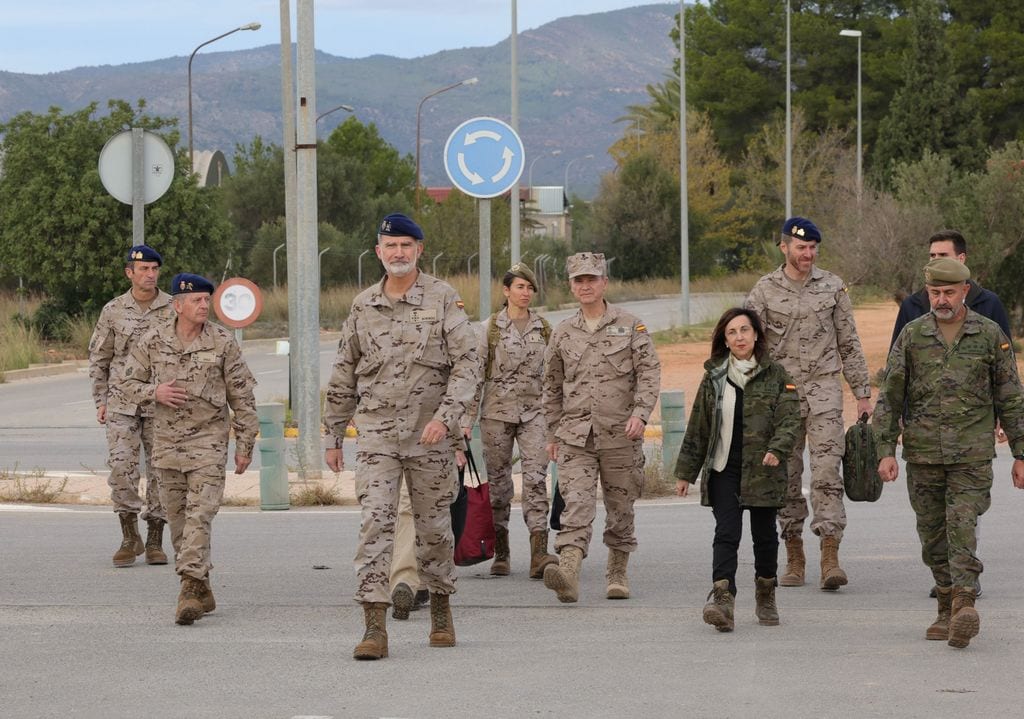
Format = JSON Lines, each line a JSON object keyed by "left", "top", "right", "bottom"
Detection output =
{"left": 290, "top": 479, "right": 350, "bottom": 506}
{"left": 0, "top": 466, "right": 70, "bottom": 503}
{"left": 642, "top": 443, "right": 678, "bottom": 498}
{"left": 0, "top": 318, "right": 44, "bottom": 374}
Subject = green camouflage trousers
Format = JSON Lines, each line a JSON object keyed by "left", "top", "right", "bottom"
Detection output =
{"left": 777, "top": 407, "right": 846, "bottom": 541}
{"left": 105, "top": 411, "right": 164, "bottom": 520}
{"left": 156, "top": 464, "right": 225, "bottom": 580}
{"left": 353, "top": 451, "right": 457, "bottom": 604}
{"left": 481, "top": 414, "right": 551, "bottom": 533}
{"left": 553, "top": 434, "right": 644, "bottom": 558}
{"left": 906, "top": 461, "right": 992, "bottom": 588}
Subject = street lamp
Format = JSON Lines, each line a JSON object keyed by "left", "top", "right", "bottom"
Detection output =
{"left": 188, "top": 22, "right": 261, "bottom": 173}
{"left": 415, "top": 77, "right": 478, "bottom": 210}
{"left": 785, "top": 1, "right": 791, "bottom": 219}
{"left": 316, "top": 104, "right": 354, "bottom": 124}
{"left": 839, "top": 29, "right": 863, "bottom": 202}
{"left": 563, "top": 154, "right": 594, "bottom": 205}
{"left": 527, "top": 149, "right": 562, "bottom": 199}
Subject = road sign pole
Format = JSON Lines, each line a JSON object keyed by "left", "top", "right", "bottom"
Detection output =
{"left": 479, "top": 199, "right": 491, "bottom": 320}
{"left": 131, "top": 128, "right": 145, "bottom": 246}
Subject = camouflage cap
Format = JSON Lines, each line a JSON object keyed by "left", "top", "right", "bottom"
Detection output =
{"left": 507, "top": 262, "right": 539, "bottom": 290}
{"left": 924, "top": 257, "right": 970, "bottom": 286}
{"left": 566, "top": 252, "right": 606, "bottom": 279}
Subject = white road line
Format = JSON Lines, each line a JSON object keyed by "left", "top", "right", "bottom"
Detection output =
{"left": 0, "top": 504, "right": 71, "bottom": 512}
{"left": 63, "top": 400, "right": 94, "bottom": 406}
{"left": 258, "top": 369, "right": 283, "bottom": 375}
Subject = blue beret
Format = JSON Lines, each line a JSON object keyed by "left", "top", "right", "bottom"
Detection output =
{"left": 782, "top": 217, "right": 822, "bottom": 243}
{"left": 171, "top": 273, "right": 214, "bottom": 295}
{"left": 378, "top": 213, "right": 423, "bottom": 241}
{"left": 126, "top": 245, "right": 162, "bottom": 265}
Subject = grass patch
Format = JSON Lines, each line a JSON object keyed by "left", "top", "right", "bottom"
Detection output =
{"left": 642, "top": 443, "right": 678, "bottom": 498}
{"left": 291, "top": 480, "right": 347, "bottom": 506}
{"left": 0, "top": 466, "right": 70, "bottom": 503}
{"left": 0, "top": 316, "right": 44, "bottom": 373}
{"left": 220, "top": 495, "right": 259, "bottom": 507}
{"left": 651, "top": 324, "right": 715, "bottom": 346}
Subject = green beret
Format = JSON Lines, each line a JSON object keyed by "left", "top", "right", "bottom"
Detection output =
{"left": 507, "top": 262, "right": 538, "bottom": 290}
{"left": 924, "top": 257, "right": 970, "bottom": 286}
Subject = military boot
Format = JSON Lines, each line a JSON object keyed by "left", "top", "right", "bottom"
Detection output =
{"left": 112, "top": 513, "right": 145, "bottom": 568}
{"left": 543, "top": 546, "right": 583, "bottom": 603}
{"left": 198, "top": 576, "right": 216, "bottom": 614}
{"left": 779, "top": 535, "right": 805, "bottom": 587}
{"left": 754, "top": 576, "right": 780, "bottom": 626}
{"left": 174, "top": 575, "right": 206, "bottom": 625}
{"left": 819, "top": 535, "right": 848, "bottom": 591}
{"left": 926, "top": 585, "right": 952, "bottom": 641}
{"left": 948, "top": 586, "right": 980, "bottom": 649}
{"left": 528, "top": 530, "right": 558, "bottom": 580}
{"left": 391, "top": 582, "right": 414, "bottom": 621}
{"left": 702, "top": 579, "right": 735, "bottom": 632}
{"left": 605, "top": 548, "right": 630, "bottom": 599}
{"left": 353, "top": 602, "right": 389, "bottom": 660}
{"left": 490, "top": 527, "right": 511, "bottom": 576}
{"left": 428, "top": 593, "right": 456, "bottom": 648}
{"left": 144, "top": 519, "right": 168, "bottom": 565}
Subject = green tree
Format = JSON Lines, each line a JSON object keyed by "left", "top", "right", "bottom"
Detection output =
{"left": 0, "top": 100, "right": 233, "bottom": 330}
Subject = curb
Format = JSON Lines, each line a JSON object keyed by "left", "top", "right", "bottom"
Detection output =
{"left": 1, "top": 360, "right": 88, "bottom": 382}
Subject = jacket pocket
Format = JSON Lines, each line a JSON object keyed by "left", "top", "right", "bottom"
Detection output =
{"left": 602, "top": 339, "right": 634, "bottom": 375}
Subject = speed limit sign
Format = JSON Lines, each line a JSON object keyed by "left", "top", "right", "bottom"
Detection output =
{"left": 212, "top": 277, "right": 264, "bottom": 329}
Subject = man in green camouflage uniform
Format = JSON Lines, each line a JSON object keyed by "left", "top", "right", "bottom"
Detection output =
{"left": 542, "top": 252, "right": 661, "bottom": 603}
{"left": 323, "top": 213, "right": 480, "bottom": 660}
{"left": 121, "top": 273, "right": 258, "bottom": 626}
{"left": 88, "top": 245, "right": 174, "bottom": 567}
{"left": 875, "top": 257, "right": 1024, "bottom": 649}
{"left": 746, "top": 217, "right": 872, "bottom": 591}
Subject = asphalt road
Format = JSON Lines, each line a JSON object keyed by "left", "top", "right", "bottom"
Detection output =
{"left": 0, "top": 294, "right": 744, "bottom": 473}
{"left": 3, "top": 450, "right": 1024, "bottom": 718}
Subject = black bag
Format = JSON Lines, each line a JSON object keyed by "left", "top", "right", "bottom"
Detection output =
{"left": 451, "top": 440, "right": 496, "bottom": 566}
{"left": 843, "top": 412, "right": 883, "bottom": 502}
{"left": 549, "top": 473, "right": 565, "bottom": 530}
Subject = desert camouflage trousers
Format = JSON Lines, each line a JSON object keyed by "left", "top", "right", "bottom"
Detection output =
{"left": 353, "top": 451, "right": 457, "bottom": 604}
{"left": 389, "top": 480, "right": 424, "bottom": 593}
{"left": 155, "top": 464, "right": 225, "bottom": 579}
{"left": 105, "top": 411, "right": 164, "bottom": 521}
{"left": 553, "top": 433, "right": 644, "bottom": 558}
{"left": 777, "top": 407, "right": 846, "bottom": 541}
{"left": 481, "top": 415, "right": 551, "bottom": 533}
{"left": 907, "top": 461, "right": 992, "bottom": 589}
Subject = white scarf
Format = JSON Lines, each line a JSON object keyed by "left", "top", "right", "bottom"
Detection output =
{"left": 712, "top": 355, "right": 760, "bottom": 472}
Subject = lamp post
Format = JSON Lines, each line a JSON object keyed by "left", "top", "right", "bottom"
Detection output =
{"left": 415, "top": 77, "right": 478, "bottom": 211}
{"left": 785, "top": 1, "right": 792, "bottom": 220}
{"left": 680, "top": 0, "right": 690, "bottom": 326}
{"left": 527, "top": 149, "right": 562, "bottom": 199}
{"left": 563, "top": 154, "right": 594, "bottom": 206}
{"left": 272, "top": 242, "right": 285, "bottom": 288}
{"left": 316, "top": 103, "right": 354, "bottom": 124}
{"left": 839, "top": 29, "right": 863, "bottom": 203}
{"left": 188, "top": 22, "right": 261, "bottom": 173}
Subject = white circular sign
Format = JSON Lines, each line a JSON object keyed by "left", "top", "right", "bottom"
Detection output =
{"left": 97, "top": 129, "right": 175, "bottom": 205}
{"left": 212, "top": 278, "right": 263, "bottom": 328}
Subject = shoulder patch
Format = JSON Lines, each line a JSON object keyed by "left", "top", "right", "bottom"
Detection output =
{"left": 785, "top": 383, "right": 797, "bottom": 391}
{"left": 1001, "top": 342, "right": 1011, "bottom": 351}
{"left": 635, "top": 323, "right": 647, "bottom": 333}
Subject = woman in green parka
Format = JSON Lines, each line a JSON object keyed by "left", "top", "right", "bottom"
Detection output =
{"left": 674, "top": 308, "right": 800, "bottom": 632}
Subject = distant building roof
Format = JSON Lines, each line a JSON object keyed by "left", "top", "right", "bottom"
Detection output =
{"left": 190, "top": 150, "right": 230, "bottom": 188}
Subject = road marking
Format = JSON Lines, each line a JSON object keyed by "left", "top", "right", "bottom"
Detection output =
{"left": 0, "top": 504, "right": 71, "bottom": 512}
{"left": 258, "top": 369, "right": 283, "bottom": 375}
{"left": 63, "top": 400, "right": 94, "bottom": 406}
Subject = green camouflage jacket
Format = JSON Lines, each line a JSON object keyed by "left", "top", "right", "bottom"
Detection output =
{"left": 873, "top": 310, "right": 1024, "bottom": 464}
{"left": 674, "top": 355, "right": 800, "bottom": 507}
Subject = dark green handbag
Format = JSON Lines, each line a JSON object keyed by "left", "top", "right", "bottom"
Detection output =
{"left": 843, "top": 413, "right": 883, "bottom": 502}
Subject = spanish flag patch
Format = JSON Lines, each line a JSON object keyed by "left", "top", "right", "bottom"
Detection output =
{"left": 785, "top": 383, "right": 797, "bottom": 391}
{"left": 636, "top": 324, "right": 647, "bottom": 333}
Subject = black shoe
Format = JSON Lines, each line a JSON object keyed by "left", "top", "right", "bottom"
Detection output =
{"left": 414, "top": 589, "right": 429, "bottom": 606}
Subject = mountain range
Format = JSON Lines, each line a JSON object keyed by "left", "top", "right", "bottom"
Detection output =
{"left": 0, "top": 3, "right": 678, "bottom": 199}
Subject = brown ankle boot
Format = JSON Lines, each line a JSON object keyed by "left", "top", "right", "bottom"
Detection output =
{"left": 819, "top": 536, "right": 848, "bottom": 591}
{"left": 113, "top": 513, "right": 144, "bottom": 568}
{"left": 543, "top": 546, "right": 583, "bottom": 603}
{"left": 175, "top": 576, "right": 206, "bottom": 625}
{"left": 528, "top": 531, "right": 558, "bottom": 579}
{"left": 197, "top": 576, "right": 216, "bottom": 614}
{"left": 755, "top": 576, "right": 780, "bottom": 626}
{"left": 353, "top": 602, "right": 389, "bottom": 659}
{"left": 145, "top": 519, "right": 168, "bottom": 565}
{"left": 391, "top": 582, "right": 414, "bottom": 621}
{"left": 428, "top": 593, "right": 456, "bottom": 647}
{"left": 605, "top": 548, "right": 630, "bottom": 599}
{"left": 491, "top": 527, "right": 510, "bottom": 576}
{"left": 779, "top": 535, "right": 805, "bottom": 587}
{"left": 702, "top": 579, "right": 735, "bottom": 632}
{"left": 927, "top": 585, "right": 952, "bottom": 640}
{"left": 948, "top": 586, "right": 980, "bottom": 649}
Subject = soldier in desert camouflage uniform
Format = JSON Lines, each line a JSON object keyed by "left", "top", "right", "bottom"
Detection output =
{"left": 542, "top": 252, "right": 661, "bottom": 603}
{"left": 466, "top": 262, "right": 557, "bottom": 579}
{"left": 323, "top": 213, "right": 480, "bottom": 660}
{"left": 874, "top": 257, "right": 1024, "bottom": 649}
{"left": 88, "top": 244, "right": 174, "bottom": 567}
{"left": 746, "top": 217, "right": 872, "bottom": 591}
{"left": 121, "top": 273, "right": 258, "bottom": 626}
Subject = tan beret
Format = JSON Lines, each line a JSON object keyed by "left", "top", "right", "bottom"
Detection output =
{"left": 924, "top": 257, "right": 970, "bottom": 286}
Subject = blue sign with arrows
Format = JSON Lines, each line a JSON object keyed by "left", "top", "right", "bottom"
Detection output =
{"left": 443, "top": 116, "right": 525, "bottom": 199}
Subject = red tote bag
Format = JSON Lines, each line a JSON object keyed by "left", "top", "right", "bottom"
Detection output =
{"left": 452, "top": 441, "right": 496, "bottom": 566}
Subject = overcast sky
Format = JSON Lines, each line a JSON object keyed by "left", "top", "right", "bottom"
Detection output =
{"left": 1, "top": 1, "right": 681, "bottom": 75}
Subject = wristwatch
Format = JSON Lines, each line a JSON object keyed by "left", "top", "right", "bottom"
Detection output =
{"left": 1013, "top": 454, "right": 1024, "bottom": 461}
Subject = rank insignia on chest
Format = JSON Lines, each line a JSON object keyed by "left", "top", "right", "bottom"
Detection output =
{"left": 606, "top": 325, "right": 629, "bottom": 336}
{"left": 529, "top": 332, "right": 546, "bottom": 343}
{"left": 194, "top": 350, "right": 217, "bottom": 363}
{"left": 410, "top": 308, "right": 438, "bottom": 322}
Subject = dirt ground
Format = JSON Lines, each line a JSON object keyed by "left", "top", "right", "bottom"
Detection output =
{"left": 656, "top": 302, "right": 900, "bottom": 425}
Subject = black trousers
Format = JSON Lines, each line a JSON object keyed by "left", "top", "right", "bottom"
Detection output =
{"left": 708, "top": 467, "right": 779, "bottom": 595}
